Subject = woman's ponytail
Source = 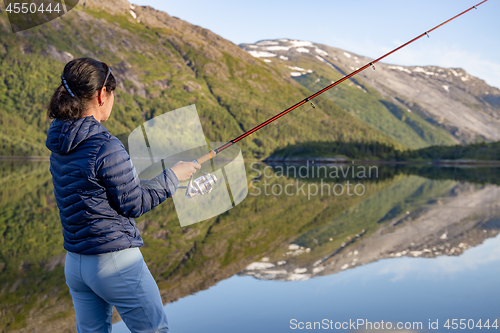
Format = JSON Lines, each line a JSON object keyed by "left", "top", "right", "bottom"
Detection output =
{"left": 47, "top": 58, "right": 116, "bottom": 120}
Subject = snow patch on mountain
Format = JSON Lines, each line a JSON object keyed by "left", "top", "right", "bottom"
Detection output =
{"left": 388, "top": 65, "right": 412, "bottom": 74}
{"left": 248, "top": 51, "right": 276, "bottom": 58}
{"left": 266, "top": 46, "right": 290, "bottom": 51}
{"left": 257, "top": 40, "right": 278, "bottom": 46}
{"left": 289, "top": 40, "right": 314, "bottom": 48}
{"left": 287, "top": 66, "right": 306, "bottom": 71}
{"left": 315, "top": 48, "right": 328, "bottom": 56}
{"left": 246, "top": 262, "right": 275, "bottom": 270}
{"left": 414, "top": 67, "right": 436, "bottom": 76}
{"left": 295, "top": 47, "right": 310, "bottom": 53}
{"left": 287, "top": 66, "right": 313, "bottom": 76}
{"left": 315, "top": 55, "right": 326, "bottom": 63}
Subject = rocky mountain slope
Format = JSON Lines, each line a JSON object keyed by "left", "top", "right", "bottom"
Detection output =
{"left": 0, "top": 0, "right": 399, "bottom": 158}
{"left": 240, "top": 39, "right": 500, "bottom": 147}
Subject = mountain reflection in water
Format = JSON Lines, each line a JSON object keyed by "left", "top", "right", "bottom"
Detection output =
{"left": 0, "top": 161, "right": 499, "bottom": 332}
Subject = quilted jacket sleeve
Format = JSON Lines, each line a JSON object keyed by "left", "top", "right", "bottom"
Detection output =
{"left": 95, "top": 136, "right": 179, "bottom": 218}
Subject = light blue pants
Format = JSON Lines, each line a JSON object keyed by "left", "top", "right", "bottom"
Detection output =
{"left": 65, "top": 247, "right": 169, "bottom": 333}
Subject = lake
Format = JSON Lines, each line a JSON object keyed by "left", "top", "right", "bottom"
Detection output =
{"left": 1, "top": 160, "right": 499, "bottom": 332}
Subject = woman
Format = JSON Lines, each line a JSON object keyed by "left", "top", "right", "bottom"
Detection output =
{"left": 46, "top": 58, "right": 200, "bottom": 333}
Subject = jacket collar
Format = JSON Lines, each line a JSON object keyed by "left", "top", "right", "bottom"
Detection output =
{"left": 46, "top": 116, "right": 109, "bottom": 155}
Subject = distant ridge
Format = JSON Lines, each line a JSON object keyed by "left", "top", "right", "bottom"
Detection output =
{"left": 240, "top": 39, "right": 500, "bottom": 147}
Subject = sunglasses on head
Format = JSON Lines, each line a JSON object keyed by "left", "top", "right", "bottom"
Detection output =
{"left": 98, "top": 62, "right": 112, "bottom": 105}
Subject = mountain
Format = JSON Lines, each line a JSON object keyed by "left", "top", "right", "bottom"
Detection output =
{"left": 3, "top": 1, "right": 498, "bottom": 159}
{"left": 239, "top": 39, "right": 500, "bottom": 148}
{"left": 0, "top": 0, "right": 400, "bottom": 158}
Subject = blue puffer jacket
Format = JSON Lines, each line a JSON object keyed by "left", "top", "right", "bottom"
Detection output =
{"left": 46, "top": 115, "right": 179, "bottom": 254}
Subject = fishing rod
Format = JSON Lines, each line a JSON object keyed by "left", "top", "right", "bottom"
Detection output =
{"left": 180, "top": 0, "right": 488, "bottom": 198}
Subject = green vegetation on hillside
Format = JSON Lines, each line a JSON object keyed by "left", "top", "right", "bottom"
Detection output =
{"left": 0, "top": 4, "right": 400, "bottom": 158}
{"left": 289, "top": 57, "right": 457, "bottom": 148}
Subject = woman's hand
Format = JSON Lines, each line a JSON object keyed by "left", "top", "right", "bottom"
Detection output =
{"left": 171, "top": 161, "right": 201, "bottom": 181}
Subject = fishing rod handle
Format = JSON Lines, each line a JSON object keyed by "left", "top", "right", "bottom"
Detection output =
{"left": 196, "top": 150, "right": 217, "bottom": 164}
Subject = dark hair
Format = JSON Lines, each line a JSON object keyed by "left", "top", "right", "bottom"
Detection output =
{"left": 47, "top": 58, "right": 116, "bottom": 120}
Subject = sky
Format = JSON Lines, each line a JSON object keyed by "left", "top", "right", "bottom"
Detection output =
{"left": 130, "top": 0, "right": 500, "bottom": 89}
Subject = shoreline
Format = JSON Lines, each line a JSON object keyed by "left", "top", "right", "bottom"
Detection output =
{"left": 0, "top": 156, "right": 50, "bottom": 161}
{"left": 263, "top": 158, "right": 500, "bottom": 166}
{"left": 1, "top": 155, "right": 499, "bottom": 166}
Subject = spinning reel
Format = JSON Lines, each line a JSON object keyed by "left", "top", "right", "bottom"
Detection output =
{"left": 178, "top": 170, "right": 218, "bottom": 199}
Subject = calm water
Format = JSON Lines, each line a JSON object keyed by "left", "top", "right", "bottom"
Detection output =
{"left": 1, "top": 161, "right": 499, "bottom": 332}
{"left": 115, "top": 235, "right": 500, "bottom": 333}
